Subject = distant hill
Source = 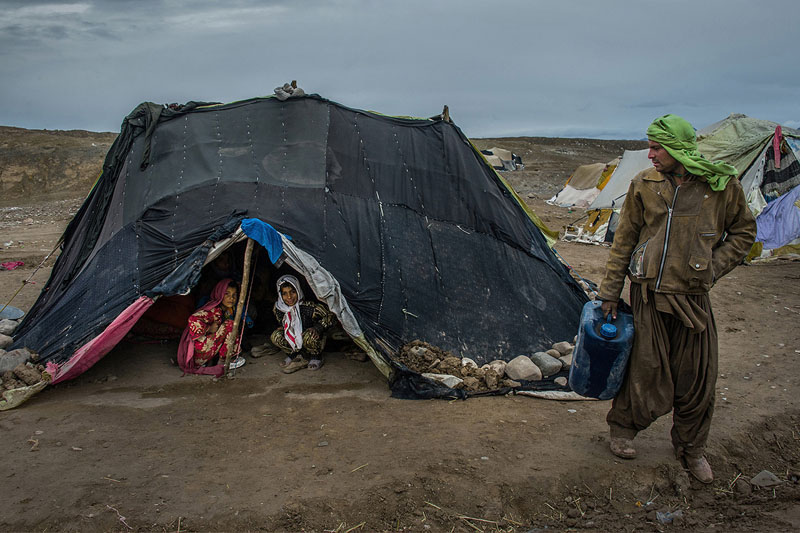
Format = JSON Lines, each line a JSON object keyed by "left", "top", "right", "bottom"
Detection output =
{"left": 0, "top": 126, "right": 116, "bottom": 205}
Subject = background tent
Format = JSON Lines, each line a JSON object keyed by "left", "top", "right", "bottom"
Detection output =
{"left": 10, "top": 93, "right": 587, "bottom": 399}
{"left": 561, "top": 149, "right": 650, "bottom": 245}
{"left": 739, "top": 131, "right": 800, "bottom": 258}
{"left": 479, "top": 147, "right": 524, "bottom": 171}
{"left": 696, "top": 114, "right": 795, "bottom": 174}
{"left": 589, "top": 150, "right": 650, "bottom": 211}
{"left": 547, "top": 160, "right": 618, "bottom": 208}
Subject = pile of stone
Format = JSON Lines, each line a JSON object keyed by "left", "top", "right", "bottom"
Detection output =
{"left": 396, "top": 339, "right": 575, "bottom": 393}
{"left": 0, "top": 317, "right": 18, "bottom": 345}
{"left": 0, "top": 318, "right": 45, "bottom": 391}
{"left": 2, "top": 358, "right": 44, "bottom": 391}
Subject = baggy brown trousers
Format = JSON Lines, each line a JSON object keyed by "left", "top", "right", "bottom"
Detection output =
{"left": 607, "top": 283, "right": 717, "bottom": 458}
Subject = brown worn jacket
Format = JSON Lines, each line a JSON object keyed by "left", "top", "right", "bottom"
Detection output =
{"left": 599, "top": 167, "right": 756, "bottom": 301}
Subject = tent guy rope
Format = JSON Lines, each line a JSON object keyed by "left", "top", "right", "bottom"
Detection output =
{"left": 0, "top": 236, "right": 62, "bottom": 315}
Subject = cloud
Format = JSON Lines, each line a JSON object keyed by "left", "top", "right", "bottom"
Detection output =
{"left": 163, "top": 5, "right": 290, "bottom": 31}
{"left": 627, "top": 101, "right": 673, "bottom": 110}
{"left": 0, "top": 2, "right": 101, "bottom": 49}
{"left": 1, "top": 0, "right": 800, "bottom": 138}
{"left": 10, "top": 2, "right": 91, "bottom": 17}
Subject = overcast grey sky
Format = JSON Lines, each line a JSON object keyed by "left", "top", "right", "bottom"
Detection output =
{"left": 1, "top": 0, "right": 798, "bottom": 139}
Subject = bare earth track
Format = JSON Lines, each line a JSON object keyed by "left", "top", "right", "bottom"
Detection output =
{"left": 1, "top": 133, "right": 799, "bottom": 532}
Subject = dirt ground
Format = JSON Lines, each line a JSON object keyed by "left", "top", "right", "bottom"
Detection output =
{"left": 2, "top": 165, "right": 800, "bottom": 531}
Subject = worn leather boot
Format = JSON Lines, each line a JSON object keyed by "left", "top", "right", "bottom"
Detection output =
{"left": 684, "top": 455, "right": 714, "bottom": 484}
{"left": 609, "top": 437, "right": 637, "bottom": 459}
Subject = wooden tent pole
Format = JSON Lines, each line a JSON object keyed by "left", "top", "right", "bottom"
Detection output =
{"left": 224, "top": 237, "right": 254, "bottom": 376}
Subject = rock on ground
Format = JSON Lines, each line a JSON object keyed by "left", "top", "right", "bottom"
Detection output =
{"left": 461, "top": 376, "right": 481, "bottom": 391}
{"left": 461, "top": 357, "right": 478, "bottom": 369}
{"left": 505, "top": 355, "right": 542, "bottom": 381}
{"left": 530, "top": 351, "right": 563, "bottom": 377}
{"left": 408, "top": 346, "right": 430, "bottom": 358}
{"left": 0, "top": 347, "right": 31, "bottom": 373}
{"left": 421, "top": 373, "right": 463, "bottom": 388}
{"left": 734, "top": 478, "right": 752, "bottom": 495}
{"left": 486, "top": 360, "right": 507, "bottom": 376}
{"left": 545, "top": 348, "right": 561, "bottom": 359}
{"left": 552, "top": 341, "right": 573, "bottom": 356}
{"left": 12, "top": 363, "right": 42, "bottom": 386}
{"left": 0, "top": 333, "right": 12, "bottom": 349}
{"left": 2, "top": 372, "right": 26, "bottom": 390}
{"left": 437, "top": 356, "right": 462, "bottom": 376}
{"left": 750, "top": 470, "right": 783, "bottom": 488}
{"left": 0, "top": 319, "right": 19, "bottom": 336}
{"left": 483, "top": 368, "right": 500, "bottom": 389}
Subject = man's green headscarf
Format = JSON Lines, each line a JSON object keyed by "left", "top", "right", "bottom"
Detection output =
{"left": 646, "top": 114, "right": 737, "bottom": 191}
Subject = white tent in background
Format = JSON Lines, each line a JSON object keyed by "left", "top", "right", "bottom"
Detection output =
{"left": 561, "top": 150, "right": 649, "bottom": 244}
{"left": 480, "top": 147, "right": 524, "bottom": 171}
{"left": 547, "top": 160, "right": 619, "bottom": 208}
{"left": 589, "top": 150, "right": 650, "bottom": 210}
{"left": 547, "top": 163, "right": 606, "bottom": 208}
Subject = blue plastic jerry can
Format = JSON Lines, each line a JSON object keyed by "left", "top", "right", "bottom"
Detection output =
{"left": 568, "top": 300, "right": 635, "bottom": 400}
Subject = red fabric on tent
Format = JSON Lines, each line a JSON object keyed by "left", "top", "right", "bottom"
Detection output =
{"left": 46, "top": 296, "right": 154, "bottom": 384}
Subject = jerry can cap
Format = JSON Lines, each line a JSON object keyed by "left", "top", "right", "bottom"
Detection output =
{"left": 600, "top": 318, "right": 617, "bottom": 339}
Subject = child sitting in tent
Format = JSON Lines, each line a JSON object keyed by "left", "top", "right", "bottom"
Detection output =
{"left": 177, "top": 278, "right": 242, "bottom": 376}
{"left": 270, "top": 274, "right": 335, "bottom": 373}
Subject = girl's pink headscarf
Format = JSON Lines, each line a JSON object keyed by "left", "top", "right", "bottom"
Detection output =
{"left": 176, "top": 278, "right": 233, "bottom": 377}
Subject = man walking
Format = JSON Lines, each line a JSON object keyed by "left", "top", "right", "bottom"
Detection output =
{"left": 598, "top": 114, "right": 756, "bottom": 483}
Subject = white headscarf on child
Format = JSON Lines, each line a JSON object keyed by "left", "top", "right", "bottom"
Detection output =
{"left": 275, "top": 275, "right": 305, "bottom": 350}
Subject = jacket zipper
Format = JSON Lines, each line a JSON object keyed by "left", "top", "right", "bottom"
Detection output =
{"left": 655, "top": 185, "right": 680, "bottom": 290}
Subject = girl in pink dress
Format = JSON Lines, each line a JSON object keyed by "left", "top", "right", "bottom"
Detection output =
{"left": 177, "top": 279, "right": 239, "bottom": 376}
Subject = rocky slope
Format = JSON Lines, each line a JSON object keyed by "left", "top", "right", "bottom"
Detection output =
{"left": 0, "top": 126, "right": 116, "bottom": 205}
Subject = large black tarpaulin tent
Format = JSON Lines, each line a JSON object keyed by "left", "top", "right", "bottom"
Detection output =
{"left": 11, "top": 93, "right": 587, "bottom": 398}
